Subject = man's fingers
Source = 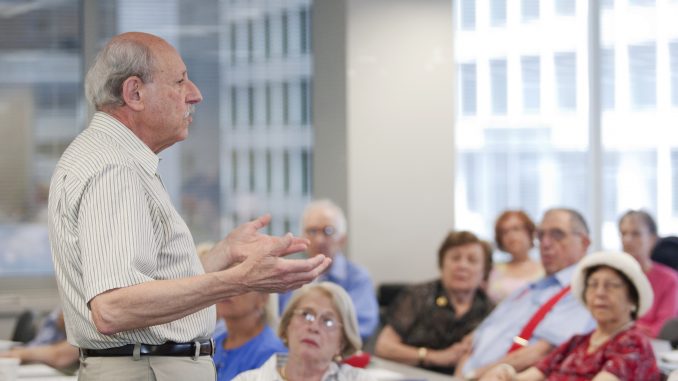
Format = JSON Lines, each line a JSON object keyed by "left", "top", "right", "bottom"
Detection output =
{"left": 251, "top": 214, "right": 272, "bottom": 230}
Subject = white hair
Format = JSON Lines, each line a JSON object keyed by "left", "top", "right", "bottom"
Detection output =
{"left": 301, "top": 199, "right": 347, "bottom": 236}
{"left": 84, "top": 37, "right": 155, "bottom": 110}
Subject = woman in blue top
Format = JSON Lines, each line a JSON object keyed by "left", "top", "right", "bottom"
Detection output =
{"left": 214, "top": 291, "right": 287, "bottom": 380}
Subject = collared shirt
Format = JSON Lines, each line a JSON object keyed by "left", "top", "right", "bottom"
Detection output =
{"left": 233, "top": 353, "right": 376, "bottom": 381}
{"left": 278, "top": 253, "right": 379, "bottom": 339}
{"left": 48, "top": 112, "right": 215, "bottom": 349}
{"left": 461, "top": 264, "right": 595, "bottom": 374}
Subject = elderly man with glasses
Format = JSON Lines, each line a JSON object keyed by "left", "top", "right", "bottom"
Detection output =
{"left": 278, "top": 199, "right": 379, "bottom": 341}
{"left": 456, "top": 208, "right": 596, "bottom": 380}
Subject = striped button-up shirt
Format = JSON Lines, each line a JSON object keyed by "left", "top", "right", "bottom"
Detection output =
{"left": 48, "top": 112, "right": 215, "bottom": 349}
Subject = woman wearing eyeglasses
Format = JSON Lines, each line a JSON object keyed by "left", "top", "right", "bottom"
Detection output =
{"left": 481, "top": 251, "right": 660, "bottom": 381}
{"left": 233, "top": 282, "right": 375, "bottom": 381}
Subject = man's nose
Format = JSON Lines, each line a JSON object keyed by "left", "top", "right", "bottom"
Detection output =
{"left": 187, "top": 79, "right": 203, "bottom": 104}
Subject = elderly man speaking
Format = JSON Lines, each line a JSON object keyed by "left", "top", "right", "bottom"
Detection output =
{"left": 48, "top": 32, "right": 330, "bottom": 380}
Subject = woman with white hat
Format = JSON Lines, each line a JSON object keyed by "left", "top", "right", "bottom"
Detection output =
{"left": 480, "top": 251, "right": 661, "bottom": 381}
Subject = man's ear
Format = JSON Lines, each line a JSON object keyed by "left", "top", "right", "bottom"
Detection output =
{"left": 121, "top": 76, "right": 145, "bottom": 111}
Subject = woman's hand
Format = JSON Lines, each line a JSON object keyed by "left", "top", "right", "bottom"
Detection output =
{"left": 426, "top": 341, "right": 471, "bottom": 367}
{"left": 479, "top": 364, "right": 517, "bottom": 381}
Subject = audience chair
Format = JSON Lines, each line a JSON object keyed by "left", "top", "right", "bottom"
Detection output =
{"left": 11, "top": 309, "right": 37, "bottom": 343}
{"left": 659, "top": 318, "right": 678, "bottom": 349}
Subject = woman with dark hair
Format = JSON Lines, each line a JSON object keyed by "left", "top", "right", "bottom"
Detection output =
{"left": 481, "top": 251, "right": 660, "bottom": 381}
{"left": 488, "top": 210, "right": 544, "bottom": 302}
{"left": 374, "top": 231, "right": 494, "bottom": 375}
{"left": 619, "top": 209, "right": 678, "bottom": 337}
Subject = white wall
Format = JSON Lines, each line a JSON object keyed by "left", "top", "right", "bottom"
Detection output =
{"left": 314, "top": 0, "right": 456, "bottom": 284}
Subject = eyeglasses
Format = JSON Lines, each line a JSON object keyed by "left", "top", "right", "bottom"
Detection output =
{"left": 292, "top": 308, "right": 342, "bottom": 331}
{"left": 536, "top": 228, "right": 576, "bottom": 242}
{"left": 305, "top": 226, "right": 337, "bottom": 237}
{"left": 585, "top": 280, "right": 625, "bottom": 292}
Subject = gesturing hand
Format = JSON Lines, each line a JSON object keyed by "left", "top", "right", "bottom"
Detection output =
{"left": 207, "top": 214, "right": 332, "bottom": 293}
{"left": 204, "top": 214, "right": 311, "bottom": 272}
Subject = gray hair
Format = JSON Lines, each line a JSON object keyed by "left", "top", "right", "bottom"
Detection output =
{"left": 279, "top": 282, "right": 361, "bottom": 359}
{"left": 301, "top": 199, "right": 348, "bottom": 236}
{"left": 544, "top": 207, "right": 590, "bottom": 235}
{"left": 85, "top": 37, "right": 155, "bottom": 110}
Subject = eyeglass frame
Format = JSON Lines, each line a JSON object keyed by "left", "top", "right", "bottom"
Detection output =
{"left": 291, "top": 308, "right": 343, "bottom": 332}
{"left": 304, "top": 225, "right": 338, "bottom": 238}
{"left": 535, "top": 228, "right": 582, "bottom": 242}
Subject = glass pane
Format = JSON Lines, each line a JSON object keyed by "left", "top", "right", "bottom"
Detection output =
{"left": 490, "top": 0, "right": 507, "bottom": 26}
{"left": 460, "top": 0, "right": 476, "bottom": 30}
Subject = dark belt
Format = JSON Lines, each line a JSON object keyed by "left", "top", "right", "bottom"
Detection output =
{"left": 80, "top": 339, "right": 214, "bottom": 359}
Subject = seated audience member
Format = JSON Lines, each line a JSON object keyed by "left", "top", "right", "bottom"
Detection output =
{"left": 0, "top": 308, "right": 78, "bottom": 371}
{"left": 488, "top": 210, "right": 544, "bottom": 303}
{"left": 234, "top": 282, "right": 375, "bottom": 381}
{"left": 27, "top": 307, "right": 67, "bottom": 347}
{"left": 619, "top": 210, "right": 678, "bottom": 337}
{"left": 279, "top": 200, "right": 379, "bottom": 341}
{"left": 214, "top": 291, "right": 287, "bottom": 380}
{"left": 457, "top": 208, "right": 596, "bottom": 379}
{"left": 652, "top": 236, "right": 678, "bottom": 272}
{"left": 0, "top": 341, "right": 79, "bottom": 371}
{"left": 374, "top": 231, "right": 494, "bottom": 374}
{"left": 481, "top": 251, "right": 661, "bottom": 381}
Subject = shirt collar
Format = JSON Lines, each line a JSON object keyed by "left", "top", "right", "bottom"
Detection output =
{"left": 531, "top": 263, "right": 578, "bottom": 290}
{"left": 89, "top": 111, "right": 160, "bottom": 177}
{"left": 321, "top": 253, "right": 347, "bottom": 282}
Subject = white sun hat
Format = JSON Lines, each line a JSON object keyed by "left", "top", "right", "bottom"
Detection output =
{"left": 571, "top": 250, "right": 654, "bottom": 317}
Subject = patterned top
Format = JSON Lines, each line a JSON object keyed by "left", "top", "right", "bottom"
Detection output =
{"left": 535, "top": 325, "right": 661, "bottom": 381}
{"left": 48, "top": 112, "right": 215, "bottom": 348}
{"left": 384, "top": 279, "right": 493, "bottom": 374}
{"left": 233, "top": 353, "right": 376, "bottom": 381}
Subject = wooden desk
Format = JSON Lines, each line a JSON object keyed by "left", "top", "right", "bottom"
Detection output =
{"left": 368, "top": 357, "right": 463, "bottom": 381}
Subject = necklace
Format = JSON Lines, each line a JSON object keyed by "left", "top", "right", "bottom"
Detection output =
{"left": 589, "top": 321, "right": 633, "bottom": 348}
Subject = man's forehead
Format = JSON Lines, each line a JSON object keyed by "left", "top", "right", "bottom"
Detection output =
{"left": 540, "top": 210, "right": 571, "bottom": 229}
{"left": 305, "top": 207, "right": 336, "bottom": 224}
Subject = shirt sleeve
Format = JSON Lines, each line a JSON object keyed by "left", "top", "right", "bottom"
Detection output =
{"left": 534, "top": 336, "right": 580, "bottom": 375}
{"left": 79, "top": 164, "right": 158, "bottom": 304}
{"left": 385, "top": 285, "right": 420, "bottom": 339}
{"left": 638, "top": 266, "right": 678, "bottom": 337}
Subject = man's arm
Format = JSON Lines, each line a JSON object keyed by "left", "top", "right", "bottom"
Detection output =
{"left": 1, "top": 341, "right": 79, "bottom": 369}
{"left": 90, "top": 233, "right": 331, "bottom": 335}
{"left": 470, "top": 340, "right": 553, "bottom": 378}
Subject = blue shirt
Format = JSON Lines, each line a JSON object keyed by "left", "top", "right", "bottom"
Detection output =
{"left": 214, "top": 325, "right": 287, "bottom": 381}
{"left": 461, "top": 264, "right": 595, "bottom": 374}
{"left": 28, "top": 308, "right": 66, "bottom": 347}
{"left": 279, "top": 254, "right": 379, "bottom": 340}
